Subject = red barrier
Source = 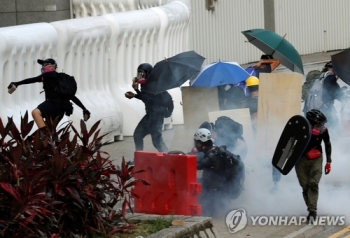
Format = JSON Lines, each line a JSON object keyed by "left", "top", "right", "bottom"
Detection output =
{"left": 133, "top": 151, "right": 201, "bottom": 216}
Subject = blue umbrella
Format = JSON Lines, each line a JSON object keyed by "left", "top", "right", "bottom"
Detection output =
{"left": 191, "top": 61, "right": 250, "bottom": 87}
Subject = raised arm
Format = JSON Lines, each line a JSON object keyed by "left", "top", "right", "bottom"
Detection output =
{"left": 254, "top": 59, "right": 281, "bottom": 71}
{"left": 8, "top": 75, "right": 42, "bottom": 88}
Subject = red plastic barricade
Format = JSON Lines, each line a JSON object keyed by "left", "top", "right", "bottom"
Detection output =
{"left": 133, "top": 151, "right": 201, "bottom": 216}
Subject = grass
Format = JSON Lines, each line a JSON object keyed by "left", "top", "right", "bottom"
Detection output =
{"left": 121, "top": 218, "right": 172, "bottom": 237}
{"left": 94, "top": 217, "right": 173, "bottom": 238}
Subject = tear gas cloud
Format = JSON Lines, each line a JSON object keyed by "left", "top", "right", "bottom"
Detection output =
{"left": 167, "top": 71, "right": 350, "bottom": 223}
{"left": 135, "top": 82, "right": 350, "bottom": 224}
{"left": 194, "top": 112, "right": 350, "bottom": 225}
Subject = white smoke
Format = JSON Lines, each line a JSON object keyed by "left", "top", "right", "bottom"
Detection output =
{"left": 216, "top": 63, "right": 350, "bottom": 224}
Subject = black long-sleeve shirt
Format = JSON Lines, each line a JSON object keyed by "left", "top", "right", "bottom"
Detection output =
{"left": 134, "top": 88, "right": 173, "bottom": 117}
{"left": 13, "top": 71, "right": 86, "bottom": 111}
{"left": 303, "top": 127, "right": 332, "bottom": 162}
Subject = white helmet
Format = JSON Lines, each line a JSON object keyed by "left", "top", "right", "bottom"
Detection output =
{"left": 194, "top": 128, "right": 212, "bottom": 142}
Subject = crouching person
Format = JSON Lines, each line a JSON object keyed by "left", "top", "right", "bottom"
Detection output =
{"left": 193, "top": 128, "right": 245, "bottom": 217}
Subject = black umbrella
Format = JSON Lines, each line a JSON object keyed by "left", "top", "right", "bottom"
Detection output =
{"left": 142, "top": 50, "right": 205, "bottom": 94}
{"left": 331, "top": 48, "right": 350, "bottom": 86}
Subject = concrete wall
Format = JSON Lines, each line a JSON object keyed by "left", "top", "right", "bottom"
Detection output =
{"left": 0, "top": 0, "right": 71, "bottom": 27}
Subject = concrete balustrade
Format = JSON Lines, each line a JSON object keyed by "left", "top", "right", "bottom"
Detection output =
{"left": 0, "top": 0, "right": 190, "bottom": 141}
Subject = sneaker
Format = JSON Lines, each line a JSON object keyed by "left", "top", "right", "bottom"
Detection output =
{"left": 307, "top": 211, "right": 317, "bottom": 221}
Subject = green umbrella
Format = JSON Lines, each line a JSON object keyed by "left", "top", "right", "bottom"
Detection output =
{"left": 242, "top": 28, "right": 304, "bottom": 74}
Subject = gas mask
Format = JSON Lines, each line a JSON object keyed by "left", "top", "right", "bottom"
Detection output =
{"left": 194, "top": 140, "right": 204, "bottom": 152}
{"left": 312, "top": 124, "right": 326, "bottom": 136}
{"left": 137, "top": 70, "right": 147, "bottom": 84}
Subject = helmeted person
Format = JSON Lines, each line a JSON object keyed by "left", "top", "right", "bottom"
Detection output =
{"left": 125, "top": 63, "right": 174, "bottom": 152}
{"left": 246, "top": 75, "right": 281, "bottom": 190}
{"left": 246, "top": 75, "right": 260, "bottom": 133}
{"left": 8, "top": 58, "right": 90, "bottom": 129}
{"left": 295, "top": 109, "right": 332, "bottom": 221}
{"left": 194, "top": 128, "right": 244, "bottom": 217}
{"left": 188, "top": 121, "right": 216, "bottom": 156}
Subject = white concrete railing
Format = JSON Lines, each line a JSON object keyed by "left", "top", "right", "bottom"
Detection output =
{"left": 0, "top": 0, "right": 191, "bottom": 141}
{"left": 72, "top": 0, "right": 162, "bottom": 18}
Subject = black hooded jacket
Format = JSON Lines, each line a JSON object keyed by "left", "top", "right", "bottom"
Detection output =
{"left": 134, "top": 88, "right": 174, "bottom": 118}
{"left": 322, "top": 74, "right": 342, "bottom": 105}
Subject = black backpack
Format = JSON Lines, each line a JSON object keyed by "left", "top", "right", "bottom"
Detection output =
{"left": 55, "top": 73, "right": 78, "bottom": 98}
{"left": 213, "top": 145, "right": 245, "bottom": 199}
{"left": 306, "top": 72, "right": 329, "bottom": 110}
{"left": 159, "top": 91, "right": 174, "bottom": 118}
{"left": 302, "top": 70, "right": 322, "bottom": 102}
{"left": 215, "top": 116, "right": 243, "bottom": 138}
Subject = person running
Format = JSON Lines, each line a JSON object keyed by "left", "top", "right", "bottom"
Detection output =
{"left": 125, "top": 63, "right": 174, "bottom": 152}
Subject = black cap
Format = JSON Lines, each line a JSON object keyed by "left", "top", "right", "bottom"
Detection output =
{"left": 37, "top": 58, "right": 56, "bottom": 65}
{"left": 324, "top": 61, "right": 332, "bottom": 68}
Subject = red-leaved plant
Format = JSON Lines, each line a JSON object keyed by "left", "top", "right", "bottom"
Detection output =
{"left": 0, "top": 112, "right": 148, "bottom": 237}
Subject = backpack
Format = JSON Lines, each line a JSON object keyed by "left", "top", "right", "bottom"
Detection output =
{"left": 55, "top": 73, "right": 78, "bottom": 98}
{"left": 306, "top": 72, "right": 329, "bottom": 110}
{"left": 302, "top": 70, "right": 322, "bottom": 102}
{"left": 214, "top": 116, "right": 243, "bottom": 138}
{"left": 213, "top": 145, "right": 245, "bottom": 199}
{"left": 160, "top": 91, "right": 174, "bottom": 118}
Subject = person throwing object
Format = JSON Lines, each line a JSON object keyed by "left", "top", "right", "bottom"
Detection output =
{"left": 8, "top": 58, "right": 90, "bottom": 129}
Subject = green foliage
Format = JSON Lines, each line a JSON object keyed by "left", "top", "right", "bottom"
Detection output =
{"left": 111, "top": 218, "right": 173, "bottom": 238}
{"left": 0, "top": 111, "right": 149, "bottom": 237}
{"left": 140, "top": 217, "right": 173, "bottom": 234}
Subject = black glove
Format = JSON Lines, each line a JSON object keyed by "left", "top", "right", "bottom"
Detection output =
{"left": 83, "top": 109, "right": 91, "bottom": 121}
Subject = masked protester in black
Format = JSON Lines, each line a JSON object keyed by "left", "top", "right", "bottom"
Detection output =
{"left": 125, "top": 63, "right": 174, "bottom": 152}
{"left": 295, "top": 109, "right": 332, "bottom": 221}
{"left": 7, "top": 58, "right": 90, "bottom": 129}
{"left": 194, "top": 128, "right": 244, "bottom": 217}
{"left": 321, "top": 73, "right": 342, "bottom": 137}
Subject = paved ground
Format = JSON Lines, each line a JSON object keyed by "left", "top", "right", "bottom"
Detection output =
{"left": 101, "top": 50, "right": 350, "bottom": 237}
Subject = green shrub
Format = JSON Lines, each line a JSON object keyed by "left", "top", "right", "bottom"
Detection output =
{"left": 0, "top": 112, "right": 148, "bottom": 237}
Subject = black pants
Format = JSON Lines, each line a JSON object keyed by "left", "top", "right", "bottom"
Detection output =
{"left": 133, "top": 113, "right": 168, "bottom": 152}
